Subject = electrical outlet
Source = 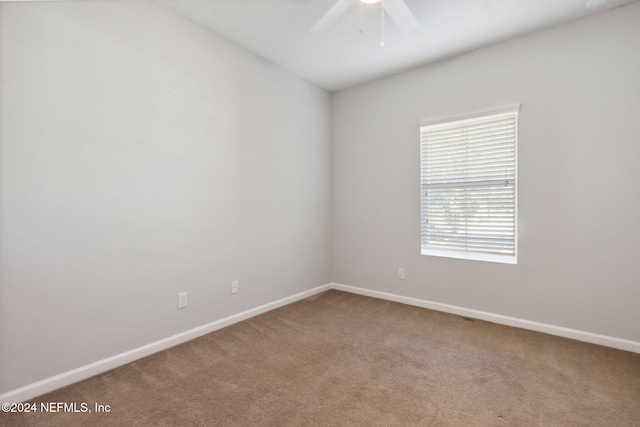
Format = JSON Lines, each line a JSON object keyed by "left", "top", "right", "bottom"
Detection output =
{"left": 398, "top": 268, "right": 405, "bottom": 280}
{"left": 178, "top": 292, "right": 188, "bottom": 308}
{"left": 231, "top": 280, "right": 238, "bottom": 294}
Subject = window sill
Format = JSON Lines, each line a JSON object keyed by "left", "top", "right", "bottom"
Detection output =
{"left": 421, "top": 247, "right": 517, "bottom": 264}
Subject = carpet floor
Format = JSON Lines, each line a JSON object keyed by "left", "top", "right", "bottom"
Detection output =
{"left": 2, "top": 290, "right": 640, "bottom": 426}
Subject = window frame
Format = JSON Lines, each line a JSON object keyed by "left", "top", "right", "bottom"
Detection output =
{"left": 419, "top": 106, "right": 519, "bottom": 264}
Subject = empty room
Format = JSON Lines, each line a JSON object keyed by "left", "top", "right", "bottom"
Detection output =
{"left": 1, "top": 0, "right": 639, "bottom": 425}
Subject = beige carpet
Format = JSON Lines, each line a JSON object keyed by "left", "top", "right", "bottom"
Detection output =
{"left": 2, "top": 290, "right": 640, "bottom": 426}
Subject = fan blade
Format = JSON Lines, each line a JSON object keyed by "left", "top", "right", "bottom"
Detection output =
{"left": 311, "top": 0, "right": 355, "bottom": 33}
{"left": 384, "top": 0, "right": 418, "bottom": 34}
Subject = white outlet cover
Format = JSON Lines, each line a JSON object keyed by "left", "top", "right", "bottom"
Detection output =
{"left": 178, "top": 292, "right": 188, "bottom": 308}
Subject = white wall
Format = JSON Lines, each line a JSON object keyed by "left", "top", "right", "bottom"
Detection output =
{"left": 332, "top": 2, "right": 640, "bottom": 343}
{"left": 0, "top": 1, "right": 331, "bottom": 394}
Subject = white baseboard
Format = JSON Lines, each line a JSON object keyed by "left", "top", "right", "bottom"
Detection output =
{"left": 5, "top": 282, "right": 638, "bottom": 403}
{"left": 330, "top": 283, "right": 640, "bottom": 354}
{"left": 0, "top": 283, "right": 331, "bottom": 404}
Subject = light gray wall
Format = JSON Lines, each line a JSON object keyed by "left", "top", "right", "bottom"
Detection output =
{"left": 0, "top": 1, "right": 331, "bottom": 393}
{"left": 332, "top": 2, "right": 640, "bottom": 342}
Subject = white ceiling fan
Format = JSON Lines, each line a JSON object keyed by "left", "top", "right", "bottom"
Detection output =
{"left": 311, "top": 0, "right": 419, "bottom": 34}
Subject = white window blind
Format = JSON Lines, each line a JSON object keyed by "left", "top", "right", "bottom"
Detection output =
{"left": 420, "top": 109, "right": 518, "bottom": 264}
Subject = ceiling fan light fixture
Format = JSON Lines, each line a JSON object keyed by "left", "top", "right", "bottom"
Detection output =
{"left": 312, "top": 0, "right": 418, "bottom": 37}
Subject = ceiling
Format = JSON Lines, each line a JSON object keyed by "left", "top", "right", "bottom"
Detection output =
{"left": 155, "top": 0, "right": 638, "bottom": 92}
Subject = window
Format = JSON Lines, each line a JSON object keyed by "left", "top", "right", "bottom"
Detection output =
{"left": 420, "top": 107, "right": 518, "bottom": 264}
